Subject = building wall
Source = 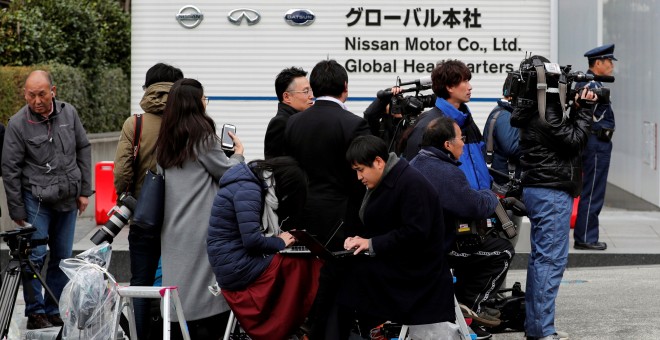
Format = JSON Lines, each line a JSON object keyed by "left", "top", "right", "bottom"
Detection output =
{"left": 131, "top": 0, "right": 554, "bottom": 161}
{"left": 559, "top": 0, "right": 660, "bottom": 207}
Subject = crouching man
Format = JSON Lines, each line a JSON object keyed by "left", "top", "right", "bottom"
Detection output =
{"left": 410, "top": 116, "right": 515, "bottom": 338}
{"left": 335, "top": 135, "right": 458, "bottom": 339}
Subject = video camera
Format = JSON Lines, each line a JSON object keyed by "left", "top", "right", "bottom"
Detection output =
{"left": 504, "top": 54, "right": 614, "bottom": 112}
{"left": 1, "top": 226, "right": 37, "bottom": 256}
{"left": 377, "top": 76, "right": 437, "bottom": 117}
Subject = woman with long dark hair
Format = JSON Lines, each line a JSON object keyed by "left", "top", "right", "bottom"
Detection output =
{"left": 207, "top": 156, "right": 322, "bottom": 340}
{"left": 156, "top": 78, "right": 244, "bottom": 338}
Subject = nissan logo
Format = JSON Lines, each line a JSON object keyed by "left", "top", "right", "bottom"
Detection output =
{"left": 175, "top": 5, "right": 204, "bottom": 29}
{"left": 227, "top": 8, "right": 261, "bottom": 26}
{"left": 284, "top": 9, "right": 315, "bottom": 26}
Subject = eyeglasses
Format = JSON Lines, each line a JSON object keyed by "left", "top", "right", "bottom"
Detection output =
{"left": 288, "top": 88, "right": 313, "bottom": 96}
{"left": 203, "top": 97, "right": 210, "bottom": 105}
{"left": 453, "top": 136, "right": 466, "bottom": 143}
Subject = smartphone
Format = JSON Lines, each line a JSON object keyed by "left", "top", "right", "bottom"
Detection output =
{"left": 221, "top": 124, "right": 236, "bottom": 150}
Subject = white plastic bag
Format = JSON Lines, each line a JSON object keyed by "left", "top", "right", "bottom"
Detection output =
{"left": 407, "top": 321, "right": 462, "bottom": 339}
{"left": 59, "top": 242, "right": 120, "bottom": 340}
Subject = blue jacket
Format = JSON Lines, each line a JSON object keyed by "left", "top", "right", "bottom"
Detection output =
{"left": 207, "top": 162, "right": 286, "bottom": 291}
{"left": 402, "top": 99, "right": 492, "bottom": 190}
{"left": 410, "top": 146, "right": 499, "bottom": 249}
{"left": 483, "top": 100, "right": 521, "bottom": 184}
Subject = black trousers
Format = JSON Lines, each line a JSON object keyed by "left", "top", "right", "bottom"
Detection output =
{"left": 449, "top": 236, "right": 515, "bottom": 314}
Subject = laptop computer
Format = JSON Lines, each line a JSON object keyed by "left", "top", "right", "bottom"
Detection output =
{"left": 279, "top": 219, "right": 345, "bottom": 256}
{"left": 286, "top": 229, "right": 368, "bottom": 260}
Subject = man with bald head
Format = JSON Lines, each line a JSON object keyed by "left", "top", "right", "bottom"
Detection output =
{"left": 2, "top": 70, "right": 92, "bottom": 329}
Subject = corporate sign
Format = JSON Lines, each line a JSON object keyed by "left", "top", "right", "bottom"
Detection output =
{"left": 340, "top": 6, "right": 530, "bottom": 75}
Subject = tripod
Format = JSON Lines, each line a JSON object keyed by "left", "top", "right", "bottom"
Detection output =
{"left": 0, "top": 226, "right": 60, "bottom": 339}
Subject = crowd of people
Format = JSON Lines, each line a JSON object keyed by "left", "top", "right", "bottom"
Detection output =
{"left": 0, "top": 42, "right": 617, "bottom": 340}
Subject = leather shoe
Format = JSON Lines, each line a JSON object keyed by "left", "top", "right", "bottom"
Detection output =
{"left": 26, "top": 313, "right": 53, "bottom": 329}
{"left": 48, "top": 313, "right": 64, "bottom": 326}
{"left": 574, "top": 241, "right": 607, "bottom": 250}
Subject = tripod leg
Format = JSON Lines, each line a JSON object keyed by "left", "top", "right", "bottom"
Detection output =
{"left": 0, "top": 261, "right": 24, "bottom": 338}
{"left": 24, "top": 257, "right": 60, "bottom": 309}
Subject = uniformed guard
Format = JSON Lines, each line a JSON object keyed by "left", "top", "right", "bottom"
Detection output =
{"left": 574, "top": 43, "right": 617, "bottom": 251}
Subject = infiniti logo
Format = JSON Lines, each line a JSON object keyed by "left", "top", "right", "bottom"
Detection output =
{"left": 227, "top": 8, "right": 261, "bottom": 26}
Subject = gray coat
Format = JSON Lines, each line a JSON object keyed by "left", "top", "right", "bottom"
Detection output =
{"left": 2, "top": 100, "right": 92, "bottom": 220}
{"left": 161, "top": 139, "right": 243, "bottom": 321}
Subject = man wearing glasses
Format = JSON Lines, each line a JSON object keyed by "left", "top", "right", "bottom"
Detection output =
{"left": 410, "top": 116, "right": 514, "bottom": 339}
{"left": 264, "top": 67, "right": 314, "bottom": 159}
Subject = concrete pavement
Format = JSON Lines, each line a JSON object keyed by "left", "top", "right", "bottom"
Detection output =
{"left": 3, "top": 182, "right": 660, "bottom": 338}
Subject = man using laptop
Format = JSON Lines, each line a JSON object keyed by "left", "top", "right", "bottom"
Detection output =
{"left": 337, "top": 135, "right": 456, "bottom": 337}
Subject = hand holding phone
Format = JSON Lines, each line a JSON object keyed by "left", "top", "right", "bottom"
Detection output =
{"left": 221, "top": 124, "right": 236, "bottom": 150}
{"left": 221, "top": 124, "right": 244, "bottom": 155}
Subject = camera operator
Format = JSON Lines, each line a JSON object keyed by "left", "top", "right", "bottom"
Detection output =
{"left": 401, "top": 60, "right": 491, "bottom": 191}
{"left": 410, "top": 116, "right": 514, "bottom": 339}
{"left": 509, "top": 55, "right": 597, "bottom": 340}
{"left": 364, "top": 86, "right": 403, "bottom": 148}
{"left": 573, "top": 44, "right": 617, "bottom": 251}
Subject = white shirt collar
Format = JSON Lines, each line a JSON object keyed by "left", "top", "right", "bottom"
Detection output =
{"left": 315, "top": 96, "right": 348, "bottom": 110}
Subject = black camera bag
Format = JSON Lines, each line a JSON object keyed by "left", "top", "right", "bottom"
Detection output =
{"left": 483, "top": 282, "right": 526, "bottom": 333}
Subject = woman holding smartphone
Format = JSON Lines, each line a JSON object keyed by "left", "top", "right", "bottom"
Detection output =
{"left": 156, "top": 78, "right": 244, "bottom": 338}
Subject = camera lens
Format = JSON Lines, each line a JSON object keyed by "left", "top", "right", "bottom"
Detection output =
{"left": 90, "top": 196, "right": 135, "bottom": 245}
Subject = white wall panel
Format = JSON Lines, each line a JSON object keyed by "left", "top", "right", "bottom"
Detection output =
{"left": 132, "top": 1, "right": 553, "bottom": 161}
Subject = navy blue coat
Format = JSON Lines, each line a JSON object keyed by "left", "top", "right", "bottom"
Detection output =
{"left": 410, "top": 147, "right": 499, "bottom": 250}
{"left": 338, "top": 159, "right": 455, "bottom": 325}
{"left": 207, "top": 162, "right": 286, "bottom": 291}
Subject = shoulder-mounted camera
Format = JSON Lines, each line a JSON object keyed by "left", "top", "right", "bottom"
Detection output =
{"left": 377, "top": 76, "right": 437, "bottom": 118}
{"left": 504, "top": 54, "right": 614, "bottom": 125}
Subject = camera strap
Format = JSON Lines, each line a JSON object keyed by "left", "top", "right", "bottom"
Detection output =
{"left": 534, "top": 59, "right": 568, "bottom": 127}
{"left": 485, "top": 109, "right": 503, "bottom": 165}
{"left": 125, "top": 114, "right": 143, "bottom": 194}
{"left": 494, "top": 201, "right": 517, "bottom": 239}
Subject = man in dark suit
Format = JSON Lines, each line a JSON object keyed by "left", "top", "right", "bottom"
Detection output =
{"left": 285, "top": 59, "right": 370, "bottom": 245}
{"left": 264, "top": 67, "right": 314, "bottom": 159}
{"left": 285, "top": 59, "right": 370, "bottom": 339}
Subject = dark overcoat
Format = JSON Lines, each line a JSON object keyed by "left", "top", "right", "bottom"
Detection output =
{"left": 338, "top": 159, "right": 455, "bottom": 325}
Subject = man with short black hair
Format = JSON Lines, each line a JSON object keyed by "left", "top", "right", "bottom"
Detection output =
{"left": 264, "top": 67, "right": 313, "bottom": 159}
{"left": 339, "top": 135, "right": 456, "bottom": 338}
{"left": 113, "top": 62, "right": 183, "bottom": 340}
{"left": 285, "top": 59, "right": 370, "bottom": 339}
{"left": 402, "top": 59, "right": 491, "bottom": 191}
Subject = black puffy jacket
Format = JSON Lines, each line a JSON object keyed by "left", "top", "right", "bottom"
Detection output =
{"left": 510, "top": 95, "right": 592, "bottom": 197}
